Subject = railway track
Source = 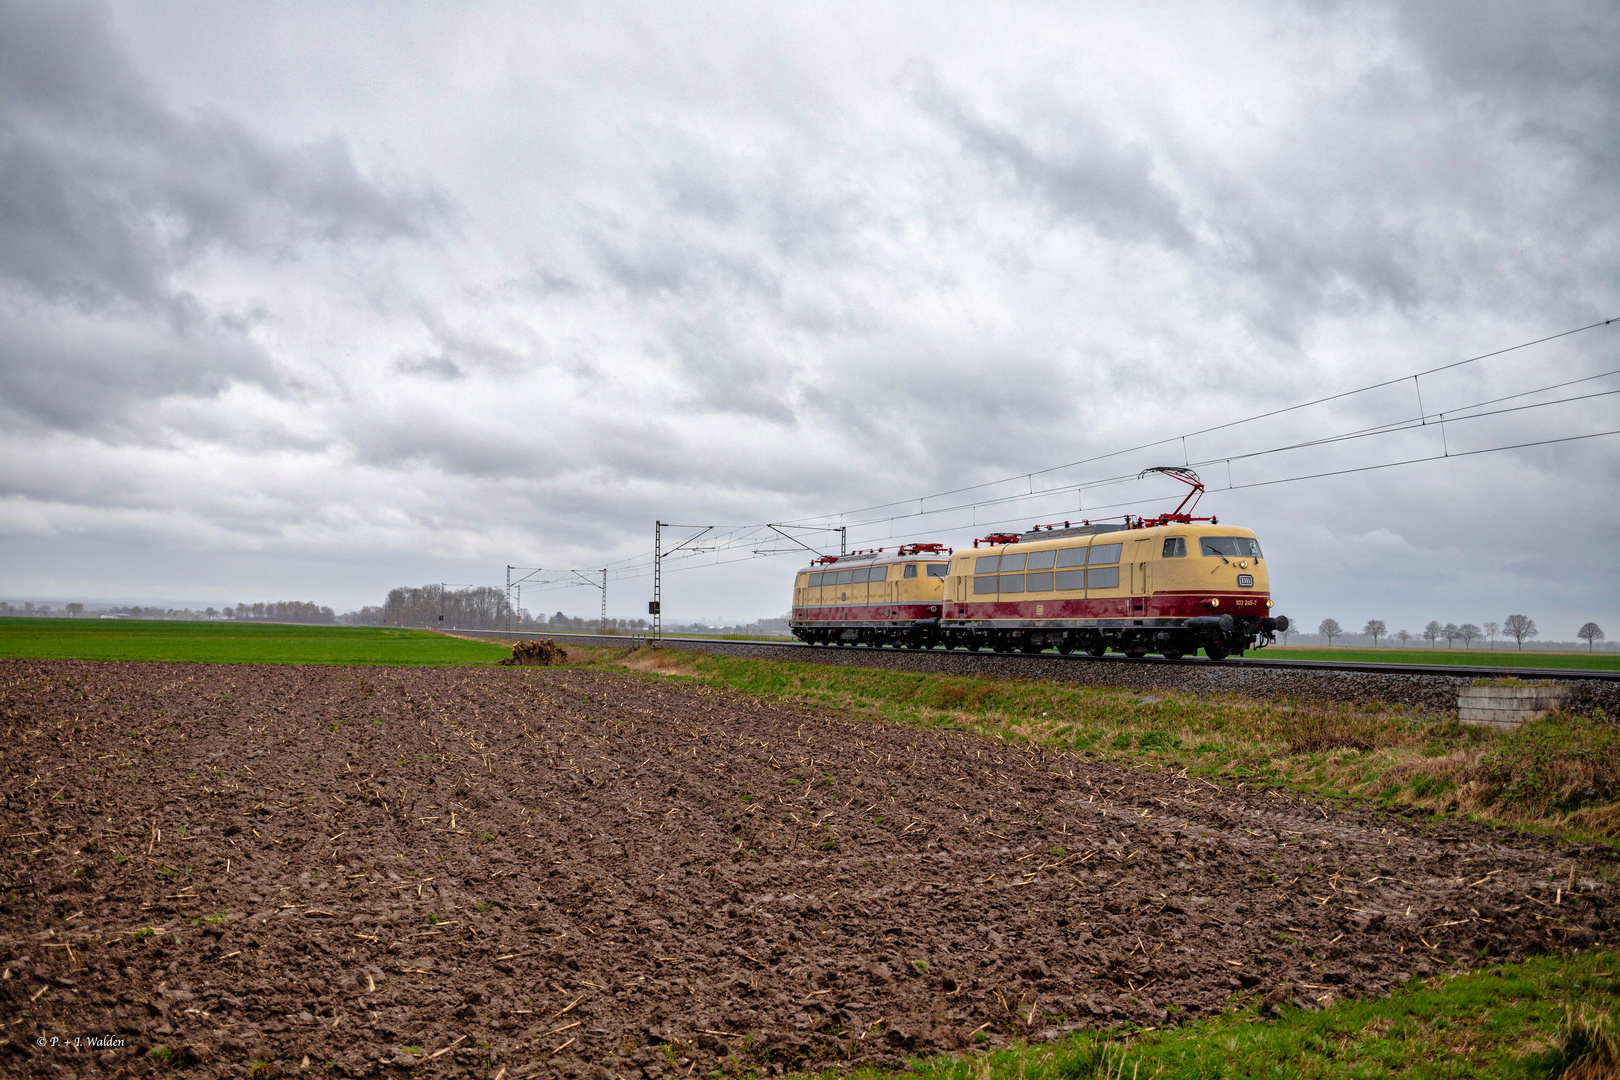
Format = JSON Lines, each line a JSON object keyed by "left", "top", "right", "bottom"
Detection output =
{"left": 452, "top": 627, "right": 1620, "bottom": 683}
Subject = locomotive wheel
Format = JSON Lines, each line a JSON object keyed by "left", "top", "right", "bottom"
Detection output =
{"left": 1161, "top": 650, "right": 1185, "bottom": 660}
{"left": 1056, "top": 643, "right": 1073, "bottom": 655}
{"left": 1086, "top": 643, "right": 1106, "bottom": 657}
{"left": 967, "top": 642, "right": 982, "bottom": 652}
{"left": 1019, "top": 642, "right": 1043, "bottom": 655}
{"left": 1204, "top": 643, "right": 1228, "bottom": 661}
{"left": 1124, "top": 648, "right": 1148, "bottom": 659}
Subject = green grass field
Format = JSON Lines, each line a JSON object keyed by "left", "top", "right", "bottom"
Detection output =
{"left": 0, "top": 617, "right": 512, "bottom": 666}
{"left": 1268, "top": 645, "right": 1620, "bottom": 670}
{"left": 822, "top": 950, "right": 1620, "bottom": 1080}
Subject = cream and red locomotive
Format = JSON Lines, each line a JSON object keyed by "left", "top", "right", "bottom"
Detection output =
{"left": 789, "top": 468, "right": 1288, "bottom": 660}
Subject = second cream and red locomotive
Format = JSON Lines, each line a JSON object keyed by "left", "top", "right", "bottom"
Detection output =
{"left": 789, "top": 468, "right": 1288, "bottom": 660}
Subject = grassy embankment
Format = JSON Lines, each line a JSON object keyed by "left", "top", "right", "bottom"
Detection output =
{"left": 561, "top": 645, "right": 1620, "bottom": 841}
{"left": 1267, "top": 645, "right": 1620, "bottom": 670}
{"left": 0, "top": 616, "right": 511, "bottom": 666}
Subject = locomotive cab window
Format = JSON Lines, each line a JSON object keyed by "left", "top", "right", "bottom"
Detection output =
{"left": 1199, "top": 536, "right": 1262, "bottom": 559}
{"left": 1162, "top": 537, "right": 1187, "bottom": 558}
{"left": 903, "top": 563, "right": 918, "bottom": 578}
{"left": 926, "top": 563, "right": 948, "bottom": 577}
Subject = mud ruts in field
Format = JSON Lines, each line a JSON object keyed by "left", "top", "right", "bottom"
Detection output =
{"left": 1, "top": 660, "right": 1615, "bottom": 1078}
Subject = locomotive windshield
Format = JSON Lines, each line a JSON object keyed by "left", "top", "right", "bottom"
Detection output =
{"left": 1199, "top": 536, "right": 1262, "bottom": 559}
{"left": 926, "top": 563, "right": 948, "bottom": 576}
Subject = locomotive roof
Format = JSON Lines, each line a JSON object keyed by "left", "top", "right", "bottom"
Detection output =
{"left": 960, "top": 520, "right": 1259, "bottom": 552}
{"left": 801, "top": 549, "right": 950, "bottom": 568}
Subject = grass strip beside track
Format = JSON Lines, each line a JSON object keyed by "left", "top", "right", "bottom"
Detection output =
{"left": 1267, "top": 645, "right": 1620, "bottom": 670}
{"left": 0, "top": 617, "right": 511, "bottom": 666}
{"left": 817, "top": 951, "right": 1620, "bottom": 1080}
{"left": 569, "top": 645, "right": 1620, "bottom": 841}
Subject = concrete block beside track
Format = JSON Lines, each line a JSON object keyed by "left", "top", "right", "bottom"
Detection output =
{"left": 1458, "top": 683, "right": 1573, "bottom": 729}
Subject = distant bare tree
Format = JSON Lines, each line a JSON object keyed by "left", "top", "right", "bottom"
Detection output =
{"left": 65, "top": 602, "right": 83, "bottom": 617}
{"left": 1503, "top": 614, "right": 1538, "bottom": 650}
{"left": 381, "top": 585, "right": 511, "bottom": 629}
{"left": 1458, "top": 623, "right": 1481, "bottom": 648}
{"left": 1362, "top": 619, "right": 1386, "bottom": 646}
{"left": 1484, "top": 620, "right": 1499, "bottom": 647}
{"left": 1423, "top": 620, "right": 1442, "bottom": 646}
{"left": 1442, "top": 623, "right": 1460, "bottom": 648}
{"left": 1318, "top": 618, "right": 1342, "bottom": 646}
{"left": 1278, "top": 622, "right": 1297, "bottom": 645}
{"left": 1396, "top": 629, "right": 1412, "bottom": 647}
{"left": 226, "top": 600, "right": 334, "bottom": 624}
{"left": 1579, "top": 622, "right": 1606, "bottom": 652}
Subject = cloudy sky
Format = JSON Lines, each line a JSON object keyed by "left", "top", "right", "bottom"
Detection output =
{"left": 2, "top": 1, "right": 1617, "bottom": 637}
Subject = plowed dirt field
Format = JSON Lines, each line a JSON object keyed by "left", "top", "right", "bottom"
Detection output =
{"left": 3, "top": 660, "right": 1616, "bottom": 1078}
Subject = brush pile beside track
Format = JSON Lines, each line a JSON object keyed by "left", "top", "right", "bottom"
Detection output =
{"left": 497, "top": 639, "right": 569, "bottom": 667}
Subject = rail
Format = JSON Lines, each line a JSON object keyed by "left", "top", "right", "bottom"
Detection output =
{"left": 445, "top": 628, "right": 1620, "bottom": 682}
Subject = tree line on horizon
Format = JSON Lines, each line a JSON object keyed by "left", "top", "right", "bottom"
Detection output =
{"left": 7, "top": 591, "right": 1607, "bottom": 651}
{"left": 0, "top": 600, "right": 336, "bottom": 623}
{"left": 1303, "top": 615, "right": 1607, "bottom": 651}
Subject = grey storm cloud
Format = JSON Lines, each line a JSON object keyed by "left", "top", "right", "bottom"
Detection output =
{"left": 0, "top": 1, "right": 1615, "bottom": 634}
{"left": 0, "top": 302, "right": 287, "bottom": 434}
{"left": 0, "top": 0, "right": 446, "bottom": 434}
{"left": 924, "top": 86, "right": 1195, "bottom": 251}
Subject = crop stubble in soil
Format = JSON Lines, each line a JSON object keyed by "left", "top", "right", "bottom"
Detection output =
{"left": 3, "top": 660, "right": 1617, "bottom": 1077}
